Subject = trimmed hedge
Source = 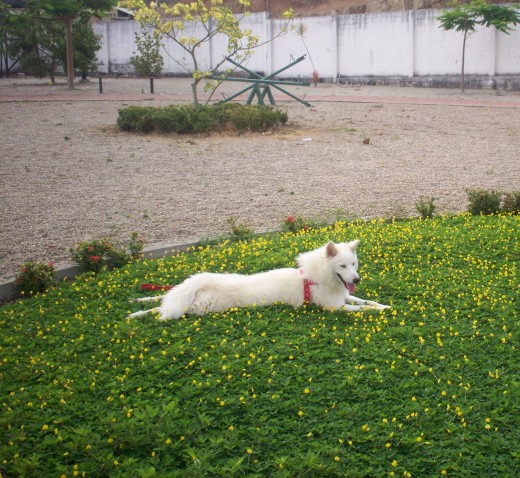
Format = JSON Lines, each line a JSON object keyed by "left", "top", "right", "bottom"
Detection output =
{"left": 117, "top": 103, "right": 288, "bottom": 134}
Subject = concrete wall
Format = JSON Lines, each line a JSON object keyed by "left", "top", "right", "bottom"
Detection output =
{"left": 93, "top": 8, "right": 520, "bottom": 83}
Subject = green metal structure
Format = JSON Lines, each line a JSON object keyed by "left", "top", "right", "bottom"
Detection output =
{"left": 212, "top": 55, "right": 311, "bottom": 107}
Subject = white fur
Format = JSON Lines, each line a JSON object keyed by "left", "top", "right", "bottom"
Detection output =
{"left": 127, "top": 240, "right": 390, "bottom": 321}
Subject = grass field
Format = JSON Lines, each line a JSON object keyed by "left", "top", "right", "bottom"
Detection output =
{"left": 0, "top": 214, "right": 518, "bottom": 477}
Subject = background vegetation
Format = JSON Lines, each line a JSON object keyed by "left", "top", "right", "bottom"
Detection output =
{"left": 1, "top": 213, "right": 518, "bottom": 477}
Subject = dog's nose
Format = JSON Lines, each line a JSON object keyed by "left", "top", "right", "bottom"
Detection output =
{"left": 353, "top": 276, "right": 360, "bottom": 284}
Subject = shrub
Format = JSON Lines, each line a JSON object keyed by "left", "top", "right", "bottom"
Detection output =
{"left": 69, "top": 233, "right": 144, "bottom": 274}
{"left": 501, "top": 191, "right": 520, "bottom": 214}
{"left": 227, "top": 217, "right": 255, "bottom": 241}
{"left": 466, "top": 188, "right": 501, "bottom": 215}
{"left": 117, "top": 104, "right": 288, "bottom": 134}
{"left": 15, "top": 261, "right": 56, "bottom": 295}
{"left": 282, "top": 215, "right": 314, "bottom": 233}
{"left": 415, "top": 196, "right": 436, "bottom": 219}
{"left": 130, "top": 30, "right": 164, "bottom": 77}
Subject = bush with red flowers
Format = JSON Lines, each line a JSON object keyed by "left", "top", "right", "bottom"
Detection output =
{"left": 15, "top": 261, "right": 56, "bottom": 296}
{"left": 282, "top": 215, "right": 313, "bottom": 233}
{"left": 69, "top": 233, "right": 144, "bottom": 274}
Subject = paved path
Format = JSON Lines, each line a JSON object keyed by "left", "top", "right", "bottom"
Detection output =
{"left": 2, "top": 89, "right": 520, "bottom": 108}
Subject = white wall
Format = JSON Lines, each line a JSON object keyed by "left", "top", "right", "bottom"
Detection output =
{"left": 93, "top": 8, "right": 520, "bottom": 79}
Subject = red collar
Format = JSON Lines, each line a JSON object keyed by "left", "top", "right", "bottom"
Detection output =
{"left": 300, "top": 270, "right": 317, "bottom": 303}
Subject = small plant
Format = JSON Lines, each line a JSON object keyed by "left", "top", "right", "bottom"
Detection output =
{"left": 415, "top": 196, "right": 436, "bottom": 219}
{"left": 69, "top": 233, "right": 144, "bottom": 274}
{"left": 130, "top": 30, "right": 164, "bottom": 77}
{"left": 466, "top": 188, "right": 501, "bottom": 215}
{"left": 501, "top": 191, "right": 520, "bottom": 214}
{"left": 227, "top": 217, "right": 254, "bottom": 241}
{"left": 282, "top": 215, "right": 313, "bottom": 233}
{"left": 15, "top": 261, "right": 56, "bottom": 296}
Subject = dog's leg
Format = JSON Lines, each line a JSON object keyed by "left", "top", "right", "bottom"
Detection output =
{"left": 127, "top": 307, "right": 162, "bottom": 319}
{"left": 346, "top": 296, "right": 391, "bottom": 311}
{"left": 129, "top": 295, "right": 165, "bottom": 303}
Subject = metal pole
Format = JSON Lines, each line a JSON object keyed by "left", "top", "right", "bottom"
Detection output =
{"left": 98, "top": 77, "right": 103, "bottom": 94}
{"left": 149, "top": 77, "right": 154, "bottom": 94}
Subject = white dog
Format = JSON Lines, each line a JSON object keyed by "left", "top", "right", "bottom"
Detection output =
{"left": 128, "top": 240, "right": 390, "bottom": 320}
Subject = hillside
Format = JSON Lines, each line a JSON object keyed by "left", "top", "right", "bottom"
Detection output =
{"left": 246, "top": 0, "right": 513, "bottom": 16}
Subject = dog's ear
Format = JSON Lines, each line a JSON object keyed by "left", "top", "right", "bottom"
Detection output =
{"left": 348, "top": 240, "right": 360, "bottom": 251}
{"left": 326, "top": 241, "right": 338, "bottom": 257}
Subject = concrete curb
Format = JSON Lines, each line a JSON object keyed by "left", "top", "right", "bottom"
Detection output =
{"left": 0, "top": 240, "right": 201, "bottom": 304}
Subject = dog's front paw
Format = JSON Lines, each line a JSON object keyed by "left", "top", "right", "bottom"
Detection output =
{"left": 378, "top": 304, "right": 392, "bottom": 310}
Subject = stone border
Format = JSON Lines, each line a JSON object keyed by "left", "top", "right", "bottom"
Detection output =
{"left": 0, "top": 241, "right": 200, "bottom": 304}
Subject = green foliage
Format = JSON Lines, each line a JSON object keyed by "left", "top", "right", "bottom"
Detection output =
{"left": 282, "top": 214, "right": 315, "bottom": 233}
{"left": 466, "top": 189, "right": 520, "bottom": 215}
{"left": 437, "top": 0, "right": 520, "bottom": 92}
{"left": 226, "top": 217, "right": 255, "bottom": 241}
{"left": 415, "top": 196, "right": 436, "bottom": 219}
{"left": 69, "top": 233, "right": 144, "bottom": 274}
{"left": 120, "top": 0, "right": 293, "bottom": 105}
{"left": 67, "top": 21, "right": 102, "bottom": 78}
{"left": 1, "top": 214, "right": 519, "bottom": 477}
{"left": 130, "top": 30, "right": 164, "bottom": 77}
{"left": 117, "top": 103, "right": 288, "bottom": 134}
{"left": 2, "top": 13, "right": 101, "bottom": 82}
{"left": 466, "top": 188, "right": 501, "bottom": 215}
{"left": 501, "top": 191, "right": 520, "bottom": 214}
{"left": 25, "top": 0, "right": 117, "bottom": 88}
{"left": 14, "top": 261, "right": 56, "bottom": 296}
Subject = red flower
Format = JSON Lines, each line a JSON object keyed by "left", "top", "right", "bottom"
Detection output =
{"left": 287, "top": 216, "right": 295, "bottom": 223}
{"left": 90, "top": 255, "right": 101, "bottom": 262}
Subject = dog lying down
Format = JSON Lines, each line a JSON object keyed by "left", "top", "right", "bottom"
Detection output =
{"left": 128, "top": 240, "right": 391, "bottom": 321}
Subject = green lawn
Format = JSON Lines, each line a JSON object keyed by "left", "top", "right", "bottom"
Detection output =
{"left": 1, "top": 214, "right": 518, "bottom": 477}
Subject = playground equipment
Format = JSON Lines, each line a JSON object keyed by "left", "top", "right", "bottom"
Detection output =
{"left": 212, "top": 55, "right": 311, "bottom": 107}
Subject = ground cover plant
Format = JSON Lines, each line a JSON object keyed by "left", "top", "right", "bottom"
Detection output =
{"left": 117, "top": 104, "right": 288, "bottom": 134}
{"left": 0, "top": 214, "right": 518, "bottom": 477}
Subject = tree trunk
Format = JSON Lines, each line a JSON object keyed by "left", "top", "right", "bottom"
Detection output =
{"left": 191, "top": 79, "right": 199, "bottom": 107}
{"left": 461, "top": 31, "right": 467, "bottom": 93}
{"left": 64, "top": 17, "right": 75, "bottom": 89}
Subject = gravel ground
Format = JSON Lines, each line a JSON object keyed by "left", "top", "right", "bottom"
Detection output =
{"left": 1, "top": 77, "right": 519, "bottom": 282}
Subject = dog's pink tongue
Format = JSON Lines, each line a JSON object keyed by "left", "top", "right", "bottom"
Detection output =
{"left": 347, "top": 283, "right": 356, "bottom": 294}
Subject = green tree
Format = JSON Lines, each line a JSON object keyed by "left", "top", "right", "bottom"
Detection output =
{"left": 121, "top": 0, "right": 293, "bottom": 106}
{"left": 437, "top": 0, "right": 520, "bottom": 93}
{"left": 67, "top": 21, "right": 102, "bottom": 79}
{"left": 3, "top": 13, "right": 101, "bottom": 83}
{"left": 0, "top": 1, "right": 22, "bottom": 76}
{"left": 130, "top": 29, "right": 164, "bottom": 77}
{"left": 26, "top": 0, "right": 117, "bottom": 89}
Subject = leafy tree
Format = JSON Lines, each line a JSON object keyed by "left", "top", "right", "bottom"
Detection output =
{"left": 0, "top": 1, "right": 22, "bottom": 77}
{"left": 121, "top": 0, "right": 294, "bottom": 106}
{"left": 437, "top": 0, "right": 520, "bottom": 92}
{"left": 26, "top": 0, "right": 117, "bottom": 89}
{"left": 3, "top": 13, "right": 101, "bottom": 83}
{"left": 66, "top": 21, "right": 102, "bottom": 79}
{"left": 130, "top": 29, "right": 164, "bottom": 77}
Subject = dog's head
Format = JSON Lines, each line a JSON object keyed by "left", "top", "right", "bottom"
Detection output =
{"left": 326, "top": 240, "right": 360, "bottom": 294}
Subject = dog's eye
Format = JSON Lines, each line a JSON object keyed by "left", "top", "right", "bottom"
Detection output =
{"left": 339, "top": 264, "right": 346, "bottom": 268}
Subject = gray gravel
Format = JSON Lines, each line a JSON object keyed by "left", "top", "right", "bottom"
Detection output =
{"left": 1, "top": 77, "right": 519, "bottom": 282}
